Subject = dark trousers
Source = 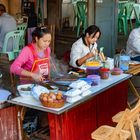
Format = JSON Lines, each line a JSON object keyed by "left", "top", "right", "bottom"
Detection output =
{"left": 131, "top": 56, "right": 140, "bottom": 62}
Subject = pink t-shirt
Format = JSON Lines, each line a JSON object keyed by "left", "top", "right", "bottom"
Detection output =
{"left": 10, "top": 43, "right": 51, "bottom": 76}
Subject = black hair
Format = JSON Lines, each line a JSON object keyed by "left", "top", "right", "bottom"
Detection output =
{"left": 82, "top": 25, "right": 101, "bottom": 39}
{"left": 0, "top": 4, "right": 6, "bottom": 12}
{"left": 81, "top": 25, "right": 101, "bottom": 45}
{"left": 32, "top": 26, "right": 51, "bottom": 42}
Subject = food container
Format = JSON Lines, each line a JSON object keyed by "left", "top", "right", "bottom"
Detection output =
{"left": 41, "top": 99, "right": 65, "bottom": 108}
{"left": 86, "top": 66, "right": 100, "bottom": 75}
{"left": 87, "top": 75, "right": 101, "bottom": 86}
{"left": 69, "top": 80, "right": 87, "bottom": 89}
{"left": 111, "top": 68, "right": 123, "bottom": 75}
{"left": 120, "top": 55, "right": 130, "bottom": 71}
{"left": 66, "top": 95, "right": 82, "bottom": 103}
{"left": 39, "top": 92, "right": 65, "bottom": 108}
{"left": 99, "top": 68, "right": 110, "bottom": 79}
{"left": 64, "top": 89, "right": 82, "bottom": 97}
{"left": 17, "top": 84, "right": 34, "bottom": 98}
{"left": 105, "top": 58, "right": 114, "bottom": 70}
{"left": 79, "top": 78, "right": 93, "bottom": 85}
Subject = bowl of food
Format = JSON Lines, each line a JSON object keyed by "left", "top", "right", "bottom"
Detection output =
{"left": 111, "top": 68, "right": 123, "bottom": 75}
{"left": 17, "top": 84, "right": 33, "bottom": 97}
{"left": 39, "top": 91, "right": 65, "bottom": 108}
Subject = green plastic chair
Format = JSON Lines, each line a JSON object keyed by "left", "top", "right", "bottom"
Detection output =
{"left": 118, "top": 4, "right": 127, "bottom": 35}
{"left": 124, "top": 2, "right": 134, "bottom": 31}
{"left": 76, "top": 1, "right": 88, "bottom": 37}
{"left": 0, "top": 30, "right": 24, "bottom": 61}
{"left": 133, "top": 5, "right": 140, "bottom": 28}
{"left": 17, "top": 23, "right": 27, "bottom": 49}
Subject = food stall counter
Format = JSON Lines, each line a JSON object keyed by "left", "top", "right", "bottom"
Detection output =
{"left": 7, "top": 73, "right": 131, "bottom": 140}
{"left": 8, "top": 73, "right": 131, "bottom": 114}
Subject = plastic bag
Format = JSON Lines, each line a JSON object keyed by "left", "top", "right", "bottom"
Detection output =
{"left": 50, "top": 54, "right": 69, "bottom": 79}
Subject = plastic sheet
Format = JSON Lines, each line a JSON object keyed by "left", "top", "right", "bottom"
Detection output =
{"left": 50, "top": 54, "right": 69, "bottom": 79}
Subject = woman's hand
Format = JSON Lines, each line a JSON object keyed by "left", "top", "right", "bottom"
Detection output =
{"left": 86, "top": 52, "right": 94, "bottom": 59}
{"left": 31, "top": 73, "right": 45, "bottom": 82}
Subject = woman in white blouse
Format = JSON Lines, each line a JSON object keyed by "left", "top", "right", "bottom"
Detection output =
{"left": 70, "top": 25, "right": 101, "bottom": 68}
{"left": 126, "top": 27, "right": 140, "bottom": 61}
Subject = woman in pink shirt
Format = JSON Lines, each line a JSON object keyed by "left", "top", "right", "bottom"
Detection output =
{"left": 10, "top": 26, "right": 51, "bottom": 83}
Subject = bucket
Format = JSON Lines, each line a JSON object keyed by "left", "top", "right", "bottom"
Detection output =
{"left": 120, "top": 55, "right": 130, "bottom": 71}
{"left": 87, "top": 75, "right": 101, "bottom": 86}
{"left": 114, "top": 49, "right": 130, "bottom": 71}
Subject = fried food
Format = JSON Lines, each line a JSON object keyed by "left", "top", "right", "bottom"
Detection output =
{"left": 86, "top": 61, "right": 100, "bottom": 67}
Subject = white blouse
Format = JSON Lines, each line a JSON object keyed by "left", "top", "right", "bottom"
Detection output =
{"left": 126, "top": 27, "right": 140, "bottom": 58}
{"left": 70, "top": 38, "right": 97, "bottom": 68}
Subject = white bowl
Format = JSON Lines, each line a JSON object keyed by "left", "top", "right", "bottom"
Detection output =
{"left": 17, "top": 84, "right": 33, "bottom": 98}
{"left": 31, "top": 85, "right": 49, "bottom": 100}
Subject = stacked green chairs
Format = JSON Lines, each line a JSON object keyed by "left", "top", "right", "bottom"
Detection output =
{"left": 133, "top": 5, "right": 140, "bottom": 28}
{"left": 76, "top": 1, "right": 88, "bottom": 37}
{"left": 118, "top": 4, "right": 128, "bottom": 36}
{"left": 125, "top": 2, "right": 134, "bottom": 31}
{"left": 72, "top": 1, "right": 78, "bottom": 31}
{"left": 118, "top": 2, "right": 134, "bottom": 36}
{"left": 17, "top": 23, "right": 27, "bottom": 49}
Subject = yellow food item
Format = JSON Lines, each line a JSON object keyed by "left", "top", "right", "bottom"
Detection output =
{"left": 86, "top": 61, "right": 100, "bottom": 67}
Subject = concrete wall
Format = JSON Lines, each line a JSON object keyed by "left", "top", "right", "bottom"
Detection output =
{"left": 62, "top": 3, "right": 74, "bottom": 27}
{"left": 88, "top": 0, "right": 95, "bottom": 25}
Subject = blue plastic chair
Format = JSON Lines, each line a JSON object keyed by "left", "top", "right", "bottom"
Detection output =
{"left": 0, "top": 30, "right": 24, "bottom": 61}
{"left": 0, "top": 30, "right": 24, "bottom": 85}
{"left": 76, "top": 1, "right": 88, "bottom": 37}
{"left": 17, "top": 23, "right": 27, "bottom": 49}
